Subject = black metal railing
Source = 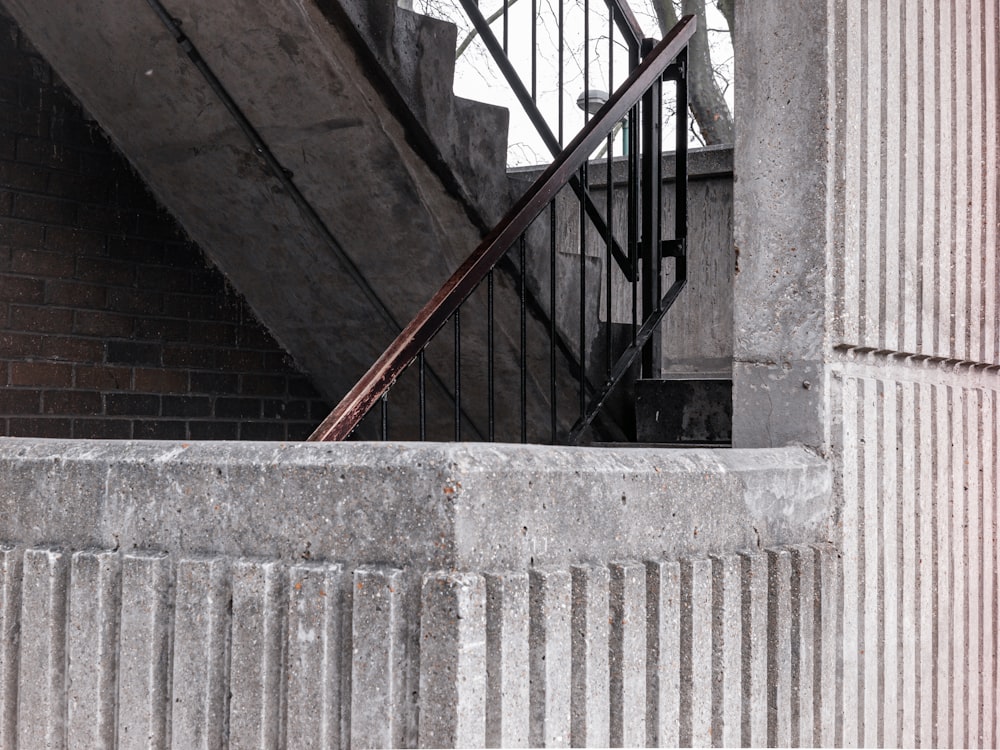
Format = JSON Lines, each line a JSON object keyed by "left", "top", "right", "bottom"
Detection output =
{"left": 309, "top": 16, "right": 694, "bottom": 444}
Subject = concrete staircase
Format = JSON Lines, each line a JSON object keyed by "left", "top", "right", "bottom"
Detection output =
{"left": 0, "top": 0, "right": 516, "bottom": 411}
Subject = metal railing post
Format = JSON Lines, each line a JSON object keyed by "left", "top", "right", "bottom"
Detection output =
{"left": 640, "top": 38, "right": 662, "bottom": 379}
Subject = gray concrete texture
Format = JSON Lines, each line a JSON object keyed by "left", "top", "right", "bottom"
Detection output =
{"left": 735, "top": 0, "right": 1000, "bottom": 746}
{"left": 0, "top": 439, "right": 831, "bottom": 569}
{"left": 0, "top": 437, "right": 835, "bottom": 747}
{"left": 0, "top": 544, "right": 841, "bottom": 749}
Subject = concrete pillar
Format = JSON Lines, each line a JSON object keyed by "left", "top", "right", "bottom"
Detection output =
{"left": 569, "top": 565, "right": 609, "bottom": 747}
{"left": 484, "top": 572, "right": 530, "bottom": 747}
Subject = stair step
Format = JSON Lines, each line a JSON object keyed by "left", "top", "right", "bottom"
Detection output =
{"left": 634, "top": 378, "right": 732, "bottom": 445}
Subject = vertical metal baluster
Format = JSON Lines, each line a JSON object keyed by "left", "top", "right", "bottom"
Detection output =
{"left": 656, "top": 77, "right": 663, "bottom": 314}
{"left": 583, "top": 0, "right": 589, "bottom": 130}
{"left": 380, "top": 393, "right": 388, "bottom": 440}
{"left": 503, "top": 0, "right": 509, "bottom": 54}
{"left": 628, "top": 101, "right": 638, "bottom": 345}
{"left": 531, "top": 0, "right": 537, "bottom": 102}
{"left": 558, "top": 0, "right": 564, "bottom": 146}
{"left": 605, "top": 9, "right": 614, "bottom": 379}
{"left": 488, "top": 269, "right": 495, "bottom": 441}
{"left": 549, "top": 204, "right": 557, "bottom": 443}
{"left": 579, "top": 163, "right": 587, "bottom": 419}
{"left": 675, "top": 47, "right": 689, "bottom": 290}
{"left": 520, "top": 236, "right": 527, "bottom": 443}
{"left": 454, "top": 310, "right": 461, "bottom": 441}
{"left": 418, "top": 350, "right": 426, "bottom": 440}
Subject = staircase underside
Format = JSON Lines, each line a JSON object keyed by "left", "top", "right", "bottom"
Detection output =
{"left": 1, "top": 0, "right": 512, "bottom": 405}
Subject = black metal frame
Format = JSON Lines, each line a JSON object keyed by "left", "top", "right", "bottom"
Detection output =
{"left": 310, "top": 17, "right": 695, "bottom": 444}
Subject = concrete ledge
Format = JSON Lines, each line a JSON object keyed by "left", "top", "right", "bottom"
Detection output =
{"left": 0, "top": 438, "right": 831, "bottom": 569}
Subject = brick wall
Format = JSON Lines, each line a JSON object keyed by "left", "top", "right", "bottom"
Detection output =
{"left": 0, "top": 9, "right": 330, "bottom": 440}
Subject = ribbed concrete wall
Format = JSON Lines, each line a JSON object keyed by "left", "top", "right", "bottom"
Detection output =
{"left": 829, "top": 2, "right": 999, "bottom": 746}
{"left": 0, "top": 543, "right": 839, "bottom": 748}
{"left": 736, "top": 0, "right": 999, "bottom": 747}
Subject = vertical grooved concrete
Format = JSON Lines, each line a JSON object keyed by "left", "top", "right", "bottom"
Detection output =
{"left": 528, "top": 569, "right": 572, "bottom": 748}
{"left": 117, "top": 553, "right": 171, "bottom": 750}
{"left": 285, "top": 563, "right": 345, "bottom": 750}
{"left": 680, "top": 558, "right": 712, "bottom": 747}
{"left": 350, "top": 566, "right": 407, "bottom": 749}
{"left": 0, "top": 546, "right": 21, "bottom": 749}
{"left": 738, "top": 551, "right": 767, "bottom": 748}
{"left": 608, "top": 562, "right": 644, "bottom": 747}
{"left": 484, "top": 572, "right": 529, "bottom": 748}
{"left": 766, "top": 549, "right": 792, "bottom": 747}
{"left": 170, "top": 557, "right": 230, "bottom": 750}
{"left": 814, "top": 544, "right": 839, "bottom": 747}
{"left": 570, "top": 565, "right": 609, "bottom": 747}
{"left": 67, "top": 550, "right": 121, "bottom": 749}
{"left": 646, "top": 560, "right": 681, "bottom": 748}
{"left": 17, "top": 548, "right": 68, "bottom": 750}
{"left": 229, "top": 560, "right": 284, "bottom": 750}
{"left": 709, "top": 553, "right": 741, "bottom": 748}
{"left": 418, "top": 572, "right": 487, "bottom": 748}
{"left": 790, "top": 545, "right": 815, "bottom": 747}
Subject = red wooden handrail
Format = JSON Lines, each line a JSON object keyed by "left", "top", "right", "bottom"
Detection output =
{"left": 309, "top": 16, "right": 696, "bottom": 442}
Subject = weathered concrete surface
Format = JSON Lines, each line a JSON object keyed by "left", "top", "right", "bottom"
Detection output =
{"left": 0, "top": 0, "right": 512, "bottom": 411}
{"left": 0, "top": 438, "right": 832, "bottom": 569}
{"left": 735, "top": 1, "right": 1000, "bottom": 747}
{"left": 511, "top": 146, "right": 735, "bottom": 381}
{"left": 0, "top": 436, "right": 837, "bottom": 748}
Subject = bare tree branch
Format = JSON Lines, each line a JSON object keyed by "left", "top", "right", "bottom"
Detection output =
{"left": 679, "top": 0, "right": 732, "bottom": 144}
{"left": 715, "top": 0, "right": 734, "bottom": 33}
{"left": 455, "top": 0, "right": 523, "bottom": 59}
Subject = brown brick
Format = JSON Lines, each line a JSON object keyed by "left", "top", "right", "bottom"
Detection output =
{"left": 11, "top": 248, "right": 75, "bottom": 278}
{"left": 73, "top": 311, "right": 132, "bottom": 337}
{"left": 0, "top": 387, "right": 41, "bottom": 413}
{"left": 134, "top": 367, "right": 188, "bottom": 394}
{"left": 75, "top": 203, "right": 124, "bottom": 233}
{"left": 107, "top": 235, "right": 161, "bottom": 264}
{"left": 106, "top": 340, "right": 160, "bottom": 366}
{"left": 73, "top": 419, "right": 131, "bottom": 439}
{"left": 189, "top": 322, "right": 235, "bottom": 347}
{"left": 10, "top": 361, "right": 72, "bottom": 387}
{"left": 188, "top": 421, "right": 238, "bottom": 439}
{"left": 75, "top": 257, "right": 133, "bottom": 285}
{"left": 161, "top": 395, "right": 211, "bottom": 418}
{"left": 106, "top": 392, "right": 159, "bottom": 416}
{"left": 189, "top": 371, "right": 237, "bottom": 394}
{"left": 0, "top": 218, "right": 44, "bottom": 248}
{"left": 136, "top": 265, "right": 192, "bottom": 293}
{"left": 0, "top": 159, "right": 47, "bottom": 191}
{"left": 0, "top": 331, "right": 43, "bottom": 357}
{"left": 218, "top": 348, "right": 263, "bottom": 372}
{"left": 108, "top": 287, "right": 162, "bottom": 315}
{"left": 12, "top": 193, "right": 75, "bottom": 225}
{"left": 163, "top": 344, "right": 216, "bottom": 369}
{"left": 241, "top": 421, "right": 287, "bottom": 441}
{"left": 43, "top": 226, "right": 106, "bottom": 256}
{"left": 240, "top": 374, "right": 287, "bottom": 397}
{"left": 45, "top": 172, "right": 110, "bottom": 202}
{"left": 8, "top": 416, "right": 71, "bottom": 438}
{"left": 133, "top": 419, "right": 185, "bottom": 439}
{"left": 43, "top": 389, "right": 102, "bottom": 415}
{"left": 10, "top": 304, "right": 74, "bottom": 333}
{"left": 0, "top": 274, "right": 44, "bottom": 303}
{"left": 216, "top": 397, "right": 260, "bottom": 419}
{"left": 74, "top": 364, "right": 129, "bottom": 390}
{"left": 44, "top": 280, "right": 106, "bottom": 308}
{"left": 15, "top": 136, "right": 79, "bottom": 171}
{"left": 40, "top": 335, "right": 104, "bottom": 362}
{"left": 133, "top": 317, "right": 187, "bottom": 342}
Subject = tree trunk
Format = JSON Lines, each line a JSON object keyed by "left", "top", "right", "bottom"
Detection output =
{"left": 649, "top": 0, "right": 734, "bottom": 145}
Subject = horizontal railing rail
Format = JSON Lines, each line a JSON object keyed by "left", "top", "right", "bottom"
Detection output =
{"left": 309, "top": 16, "right": 694, "bottom": 443}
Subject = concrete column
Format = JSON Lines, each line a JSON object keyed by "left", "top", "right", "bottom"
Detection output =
{"left": 645, "top": 559, "right": 681, "bottom": 748}
{"left": 484, "top": 572, "right": 529, "bottom": 747}
{"left": 608, "top": 562, "right": 645, "bottom": 747}
{"left": 418, "top": 572, "right": 487, "bottom": 748}
{"left": 0, "top": 546, "right": 21, "bottom": 749}
{"left": 285, "top": 563, "right": 346, "bottom": 750}
{"left": 117, "top": 553, "right": 171, "bottom": 750}
{"left": 680, "top": 558, "right": 712, "bottom": 747}
{"left": 710, "top": 553, "right": 741, "bottom": 748}
{"left": 67, "top": 550, "right": 121, "bottom": 749}
{"left": 528, "top": 568, "right": 571, "bottom": 748}
{"left": 17, "top": 548, "right": 68, "bottom": 750}
{"left": 569, "top": 565, "right": 609, "bottom": 747}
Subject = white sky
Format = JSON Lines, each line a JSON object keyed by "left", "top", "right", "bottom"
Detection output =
{"left": 413, "top": 0, "right": 734, "bottom": 166}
